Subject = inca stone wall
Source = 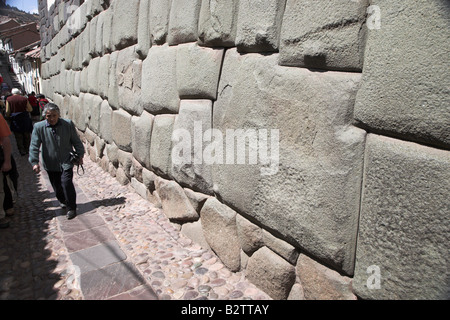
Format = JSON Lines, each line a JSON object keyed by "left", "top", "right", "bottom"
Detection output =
{"left": 37, "top": 0, "right": 449, "bottom": 300}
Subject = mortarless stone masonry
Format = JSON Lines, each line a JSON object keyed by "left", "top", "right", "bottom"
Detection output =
{"left": 38, "top": 0, "right": 449, "bottom": 300}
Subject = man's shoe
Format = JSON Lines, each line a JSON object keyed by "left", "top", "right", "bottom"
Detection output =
{"left": 59, "top": 201, "right": 67, "bottom": 209}
{"left": 0, "top": 218, "right": 10, "bottom": 229}
{"left": 67, "top": 210, "right": 77, "bottom": 220}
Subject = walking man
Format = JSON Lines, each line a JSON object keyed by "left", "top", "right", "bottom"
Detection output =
{"left": 0, "top": 113, "right": 12, "bottom": 228}
{"left": 29, "top": 103, "right": 85, "bottom": 220}
{"left": 6, "top": 88, "right": 33, "bottom": 155}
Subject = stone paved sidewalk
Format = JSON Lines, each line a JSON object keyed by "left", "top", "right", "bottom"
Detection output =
{"left": 0, "top": 141, "right": 271, "bottom": 300}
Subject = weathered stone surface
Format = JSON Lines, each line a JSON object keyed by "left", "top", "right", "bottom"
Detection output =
{"left": 131, "top": 157, "right": 144, "bottom": 182}
{"left": 94, "top": 136, "right": 106, "bottom": 159}
{"left": 131, "top": 111, "right": 154, "bottom": 169}
{"left": 155, "top": 177, "right": 199, "bottom": 222}
{"left": 98, "top": 54, "right": 110, "bottom": 98}
{"left": 149, "top": 114, "right": 176, "bottom": 178}
{"left": 235, "top": 0, "right": 286, "bottom": 52}
{"left": 80, "top": 66, "right": 88, "bottom": 92}
{"left": 117, "top": 46, "right": 142, "bottom": 115}
{"left": 142, "top": 167, "right": 156, "bottom": 192}
{"left": 80, "top": 24, "right": 90, "bottom": 66}
{"left": 88, "top": 15, "right": 99, "bottom": 57}
{"left": 354, "top": 0, "right": 450, "bottom": 149}
{"left": 141, "top": 44, "right": 179, "bottom": 114}
{"left": 200, "top": 197, "right": 241, "bottom": 272}
{"left": 197, "top": 0, "right": 238, "bottom": 47}
{"left": 149, "top": 0, "right": 171, "bottom": 45}
{"left": 262, "top": 230, "right": 299, "bottom": 265}
{"left": 236, "top": 214, "right": 263, "bottom": 255}
{"left": 137, "top": 0, "right": 151, "bottom": 58}
{"left": 112, "top": 108, "right": 132, "bottom": 152}
{"left": 115, "top": 167, "right": 129, "bottom": 185}
{"left": 73, "top": 92, "right": 87, "bottom": 131}
{"left": 213, "top": 48, "right": 365, "bottom": 275}
{"left": 287, "top": 283, "right": 305, "bottom": 300}
{"left": 176, "top": 43, "right": 224, "bottom": 100}
{"left": 167, "top": 0, "right": 202, "bottom": 45}
{"left": 183, "top": 188, "right": 209, "bottom": 214}
{"left": 297, "top": 254, "right": 355, "bottom": 300}
{"left": 246, "top": 246, "right": 296, "bottom": 300}
{"left": 106, "top": 143, "right": 119, "bottom": 167}
{"left": 67, "top": 1, "right": 88, "bottom": 37}
{"left": 279, "top": 0, "right": 367, "bottom": 71}
{"left": 171, "top": 99, "right": 213, "bottom": 194}
{"left": 101, "top": 7, "right": 113, "bottom": 53}
{"left": 117, "top": 149, "right": 133, "bottom": 178}
{"left": 353, "top": 134, "right": 450, "bottom": 300}
{"left": 87, "top": 56, "right": 100, "bottom": 95}
{"left": 107, "top": 51, "right": 119, "bottom": 109}
{"left": 99, "top": 99, "right": 113, "bottom": 144}
{"left": 85, "top": 93, "right": 103, "bottom": 135}
{"left": 131, "top": 177, "right": 148, "bottom": 200}
{"left": 95, "top": 9, "right": 107, "bottom": 55}
{"left": 181, "top": 219, "right": 211, "bottom": 250}
{"left": 110, "top": 0, "right": 139, "bottom": 50}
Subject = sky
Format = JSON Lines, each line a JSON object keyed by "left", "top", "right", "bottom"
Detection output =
{"left": 5, "top": 0, "right": 39, "bottom": 14}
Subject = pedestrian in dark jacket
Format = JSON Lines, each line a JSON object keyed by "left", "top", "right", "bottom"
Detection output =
{"left": 29, "top": 103, "right": 85, "bottom": 220}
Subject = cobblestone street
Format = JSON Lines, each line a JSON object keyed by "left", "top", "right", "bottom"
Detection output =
{"left": 0, "top": 141, "right": 270, "bottom": 300}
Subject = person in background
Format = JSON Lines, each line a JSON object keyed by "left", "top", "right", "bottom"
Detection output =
{"left": 0, "top": 113, "right": 12, "bottom": 228}
{"left": 6, "top": 88, "right": 33, "bottom": 156}
{"left": 36, "top": 94, "right": 49, "bottom": 121}
{"left": 28, "top": 91, "right": 40, "bottom": 124}
{"left": 29, "top": 103, "right": 85, "bottom": 220}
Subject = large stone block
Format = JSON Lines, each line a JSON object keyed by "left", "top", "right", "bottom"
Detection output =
{"left": 149, "top": 0, "right": 171, "bottom": 45}
{"left": 297, "top": 254, "right": 355, "bottom": 300}
{"left": 101, "top": 7, "right": 113, "bottom": 53}
{"left": 246, "top": 246, "right": 296, "bottom": 300}
{"left": 95, "top": 9, "right": 107, "bottom": 55}
{"left": 99, "top": 99, "right": 113, "bottom": 144}
{"left": 235, "top": 0, "right": 286, "bottom": 52}
{"left": 112, "top": 108, "right": 133, "bottom": 152}
{"left": 150, "top": 114, "right": 176, "bottom": 178}
{"left": 98, "top": 54, "right": 110, "bottom": 99}
{"left": 197, "top": 0, "right": 238, "bottom": 47}
{"left": 80, "top": 25, "right": 91, "bottom": 66}
{"left": 88, "top": 15, "right": 99, "bottom": 57}
{"left": 167, "top": 0, "right": 202, "bottom": 45}
{"left": 236, "top": 214, "right": 263, "bottom": 256}
{"left": 131, "top": 111, "right": 154, "bottom": 169}
{"left": 200, "top": 197, "right": 241, "bottom": 271}
{"left": 107, "top": 50, "right": 119, "bottom": 109}
{"left": 212, "top": 48, "right": 365, "bottom": 275}
{"left": 155, "top": 177, "right": 199, "bottom": 222}
{"left": 116, "top": 46, "right": 142, "bottom": 115}
{"left": 354, "top": 0, "right": 450, "bottom": 149}
{"left": 353, "top": 134, "right": 450, "bottom": 300}
{"left": 85, "top": 93, "right": 103, "bottom": 135}
{"left": 110, "top": 0, "right": 139, "bottom": 50}
{"left": 176, "top": 43, "right": 224, "bottom": 100}
{"left": 141, "top": 44, "right": 179, "bottom": 114}
{"left": 171, "top": 99, "right": 213, "bottom": 194}
{"left": 279, "top": 0, "right": 368, "bottom": 71}
{"left": 87, "top": 56, "right": 100, "bottom": 95}
{"left": 137, "top": 0, "right": 151, "bottom": 58}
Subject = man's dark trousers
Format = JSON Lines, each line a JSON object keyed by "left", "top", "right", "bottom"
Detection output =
{"left": 47, "top": 168, "right": 76, "bottom": 211}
